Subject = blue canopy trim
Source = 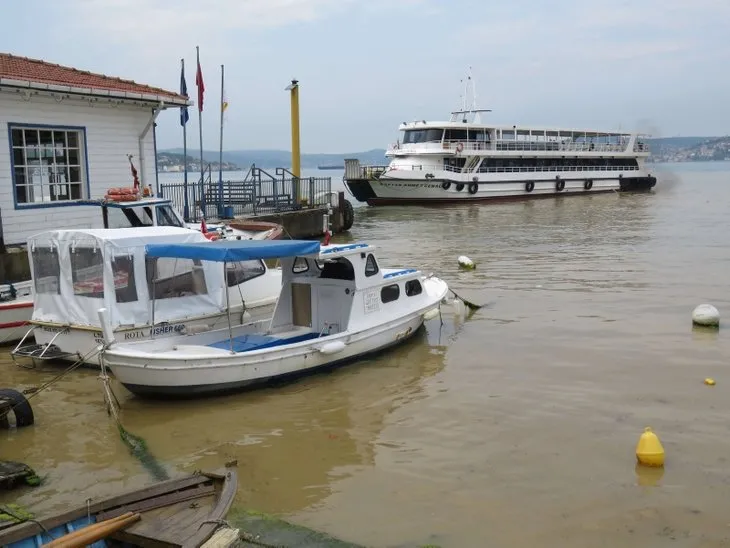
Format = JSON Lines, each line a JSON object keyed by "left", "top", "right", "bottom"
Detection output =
{"left": 145, "top": 239, "right": 321, "bottom": 262}
{"left": 321, "top": 243, "right": 369, "bottom": 255}
{"left": 383, "top": 268, "right": 418, "bottom": 279}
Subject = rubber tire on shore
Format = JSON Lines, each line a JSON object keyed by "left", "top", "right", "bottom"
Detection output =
{"left": 342, "top": 199, "right": 355, "bottom": 231}
{"left": 441, "top": 182, "right": 451, "bottom": 190}
{"left": 468, "top": 182, "right": 478, "bottom": 195}
{"left": 584, "top": 180, "right": 593, "bottom": 190}
{"left": 0, "top": 388, "right": 34, "bottom": 428}
{"left": 525, "top": 181, "right": 535, "bottom": 193}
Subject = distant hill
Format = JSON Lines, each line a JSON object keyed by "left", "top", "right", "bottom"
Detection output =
{"left": 161, "top": 148, "right": 388, "bottom": 170}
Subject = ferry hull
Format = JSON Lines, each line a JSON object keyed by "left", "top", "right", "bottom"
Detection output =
{"left": 347, "top": 175, "right": 656, "bottom": 205}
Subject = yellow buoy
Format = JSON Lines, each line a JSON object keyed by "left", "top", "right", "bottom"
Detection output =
{"left": 636, "top": 427, "right": 664, "bottom": 467}
{"left": 704, "top": 378, "right": 716, "bottom": 386}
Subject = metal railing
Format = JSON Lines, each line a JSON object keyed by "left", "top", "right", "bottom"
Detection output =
{"left": 388, "top": 164, "right": 640, "bottom": 174}
{"left": 388, "top": 139, "right": 645, "bottom": 154}
{"left": 159, "top": 164, "right": 332, "bottom": 222}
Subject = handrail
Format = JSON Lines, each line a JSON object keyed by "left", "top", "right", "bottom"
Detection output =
{"left": 388, "top": 139, "right": 647, "bottom": 154}
{"left": 383, "top": 164, "right": 640, "bottom": 174}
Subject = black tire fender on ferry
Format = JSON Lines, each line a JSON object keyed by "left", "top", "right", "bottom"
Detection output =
{"left": 341, "top": 199, "right": 355, "bottom": 231}
{"left": 525, "top": 181, "right": 535, "bottom": 193}
{"left": 0, "top": 388, "right": 34, "bottom": 429}
{"left": 555, "top": 178, "right": 565, "bottom": 192}
{"left": 441, "top": 182, "right": 451, "bottom": 191}
{"left": 584, "top": 179, "right": 593, "bottom": 190}
{"left": 468, "top": 182, "right": 478, "bottom": 195}
{"left": 455, "top": 183, "right": 465, "bottom": 192}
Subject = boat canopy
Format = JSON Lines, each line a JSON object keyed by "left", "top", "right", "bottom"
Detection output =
{"left": 145, "top": 239, "right": 321, "bottom": 262}
{"left": 27, "top": 227, "right": 227, "bottom": 329}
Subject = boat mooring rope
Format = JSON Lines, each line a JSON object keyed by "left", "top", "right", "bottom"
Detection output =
{"left": 98, "top": 353, "right": 170, "bottom": 482}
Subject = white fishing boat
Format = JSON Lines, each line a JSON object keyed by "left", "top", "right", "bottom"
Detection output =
{"left": 344, "top": 74, "right": 656, "bottom": 205}
{"left": 100, "top": 239, "right": 449, "bottom": 397}
{"left": 0, "top": 196, "right": 282, "bottom": 345}
{"left": 11, "top": 226, "right": 282, "bottom": 366}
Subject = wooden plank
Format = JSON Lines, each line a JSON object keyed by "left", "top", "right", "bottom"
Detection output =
{"left": 115, "top": 497, "right": 215, "bottom": 545}
{"left": 96, "top": 483, "right": 215, "bottom": 521}
{"left": 183, "top": 468, "right": 238, "bottom": 548}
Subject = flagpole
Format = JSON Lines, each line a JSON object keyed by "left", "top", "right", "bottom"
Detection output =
{"left": 196, "top": 45, "right": 205, "bottom": 219}
{"left": 218, "top": 63, "right": 224, "bottom": 218}
{"left": 181, "top": 58, "right": 189, "bottom": 221}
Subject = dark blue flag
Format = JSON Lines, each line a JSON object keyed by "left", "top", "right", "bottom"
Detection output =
{"left": 180, "top": 61, "right": 189, "bottom": 126}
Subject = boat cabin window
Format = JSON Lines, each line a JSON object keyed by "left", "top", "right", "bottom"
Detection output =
{"left": 106, "top": 206, "right": 154, "bottom": 229}
{"left": 381, "top": 284, "right": 400, "bottom": 304}
{"left": 146, "top": 257, "right": 208, "bottom": 299}
{"left": 319, "top": 258, "right": 355, "bottom": 281}
{"left": 71, "top": 247, "right": 105, "bottom": 298}
{"left": 292, "top": 257, "right": 309, "bottom": 274}
{"left": 31, "top": 246, "right": 60, "bottom": 294}
{"left": 226, "top": 260, "right": 266, "bottom": 286}
{"left": 112, "top": 255, "right": 138, "bottom": 303}
{"left": 156, "top": 205, "right": 185, "bottom": 228}
{"left": 405, "top": 279, "right": 422, "bottom": 296}
{"left": 365, "top": 254, "right": 379, "bottom": 277}
{"left": 402, "top": 129, "right": 443, "bottom": 144}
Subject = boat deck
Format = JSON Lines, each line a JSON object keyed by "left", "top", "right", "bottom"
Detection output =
{"left": 208, "top": 331, "right": 320, "bottom": 353}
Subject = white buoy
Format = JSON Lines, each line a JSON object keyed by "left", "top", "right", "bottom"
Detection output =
{"left": 458, "top": 255, "right": 475, "bottom": 270}
{"left": 692, "top": 304, "right": 720, "bottom": 327}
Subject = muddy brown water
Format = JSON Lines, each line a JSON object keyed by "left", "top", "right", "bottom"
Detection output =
{"left": 2, "top": 164, "right": 730, "bottom": 547}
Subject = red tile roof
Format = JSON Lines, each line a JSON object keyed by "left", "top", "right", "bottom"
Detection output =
{"left": 0, "top": 53, "right": 187, "bottom": 103}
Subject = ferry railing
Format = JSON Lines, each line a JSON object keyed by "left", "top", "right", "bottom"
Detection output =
{"left": 388, "top": 164, "right": 640, "bottom": 175}
{"left": 391, "top": 140, "right": 639, "bottom": 154}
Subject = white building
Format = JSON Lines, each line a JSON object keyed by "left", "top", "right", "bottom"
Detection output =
{"left": 0, "top": 53, "right": 189, "bottom": 247}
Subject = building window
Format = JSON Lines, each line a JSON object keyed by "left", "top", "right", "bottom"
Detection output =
{"left": 9, "top": 125, "right": 87, "bottom": 207}
{"left": 381, "top": 284, "right": 400, "bottom": 304}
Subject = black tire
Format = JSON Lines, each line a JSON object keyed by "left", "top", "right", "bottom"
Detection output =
{"left": 441, "top": 182, "right": 451, "bottom": 190}
{"left": 525, "top": 181, "right": 534, "bottom": 193}
{"left": 556, "top": 179, "right": 565, "bottom": 192}
{"left": 455, "top": 183, "right": 465, "bottom": 192}
{"left": 584, "top": 180, "right": 593, "bottom": 190}
{"left": 341, "top": 199, "right": 355, "bottom": 232}
{"left": 468, "top": 182, "right": 478, "bottom": 195}
{"left": 0, "top": 388, "right": 34, "bottom": 428}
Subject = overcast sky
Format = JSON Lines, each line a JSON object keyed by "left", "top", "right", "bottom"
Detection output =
{"left": 2, "top": 0, "right": 729, "bottom": 153}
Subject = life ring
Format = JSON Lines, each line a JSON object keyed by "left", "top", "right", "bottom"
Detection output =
{"left": 584, "top": 180, "right": 593, "bottom": 190}
{"left": 441, "top": 182, "right": 451, "bottom": 190}
{"left": 455, "top": 142, "right": 464, "bottom": 153}
{"left": 468, "top": 182, "right": 478, "bottom": 195}
{"left": 455, "top": 183, "right": 465, "bottom": 192}
{"left": 555, "top": 179, "right": 565, "bottom": 192}
{"left": 525, "top": 181, "right": 535, "bottom": 193}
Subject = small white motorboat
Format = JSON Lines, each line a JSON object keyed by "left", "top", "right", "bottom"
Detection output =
{"left": 100, "top": 239, "right": 449, "bottom": 397}
{"left": 11, "top": 226, "right": 282, "bottom": 366}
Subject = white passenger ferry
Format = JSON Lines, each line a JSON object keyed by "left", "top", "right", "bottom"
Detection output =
{"left": 344, "top": 91, "right": 656, "bottom": 205}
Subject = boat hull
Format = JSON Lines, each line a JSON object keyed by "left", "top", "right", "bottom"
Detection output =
{"left": 30, "top": 301, "right": 277, "bottom": 366}
{"left": 108, "top": 312, "right": 429, "bottom": 398}
{"left": 346, "top": 174, "right": 657, "bottom": 205}
{"left": 0, "top": 299, "right": 33, "bottom": 345}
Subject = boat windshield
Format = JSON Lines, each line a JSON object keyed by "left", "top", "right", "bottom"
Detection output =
{"left": 106, "top": 204, "right": 185, "bottom": 229}
{"left": 402, "top": 129, "right": 443, "bottom": 144}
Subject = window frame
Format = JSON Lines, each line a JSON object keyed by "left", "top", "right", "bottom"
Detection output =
{"left": 226, "top": 259, "right": 267, "bottom": 287}
{"left": 380, "top": 283, "right": 400, "bottom": 304}
{"left": 8, "top": 123, "right": 91, "bottom": 210}
{"left": 365, "top": 253, "right": 379, "bottom": 277}
{"left": 405, "top": 279, "right": 423, "bottom": 297}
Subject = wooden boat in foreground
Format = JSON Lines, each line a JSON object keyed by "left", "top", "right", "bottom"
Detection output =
{"left": 0, "top": 464, "right": 237, "bottom": 547}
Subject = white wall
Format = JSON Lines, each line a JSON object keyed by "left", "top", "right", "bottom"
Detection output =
{"left": 0, "top": 90, "right": 159, "bottom": 246}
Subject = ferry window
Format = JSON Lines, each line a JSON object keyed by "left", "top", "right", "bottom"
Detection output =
{"left": 402, "top": 129, "right": 443, "bottom": 144}
{"left": 71, "top": 247, "right": 105, "bottom": 298}
{"left": 405, "top": 279, "right": 422, "bottom": 296}
{"left": 9, "top": 125, "right": 88, "bottom": 207}
{"left": 381, "top": 284, "right": 400, "bottom": 304}
{"left": 227, "top": 260, "right": 266, "bottom": 286}
{"left": 146, "top": 257, "right": 208, "bottom": 299}
{"left": 112, "top": 255, "right": 138, "bottom": 303}
{"left": 365, "top": 254, "right": 379, "bottom": 277}
{"left": 320, "top": 258, "right": 355, "bottom": 281}
{"left": 292, "top": 257, "right": 309, "bottom": 274}
{"left": 31, "top": 246, "right": 60, "bottom": 294}
{"left": 444, "top": 129, "right": 468, "bottom": 141}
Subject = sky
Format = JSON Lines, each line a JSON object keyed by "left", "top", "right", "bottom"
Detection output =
{"left": 2, "top": 0, "right": 729, "bottom": 153}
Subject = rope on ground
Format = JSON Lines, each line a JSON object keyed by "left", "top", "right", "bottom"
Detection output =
{"left": 98, "top": 352, "right": 170, "bottom": 482}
